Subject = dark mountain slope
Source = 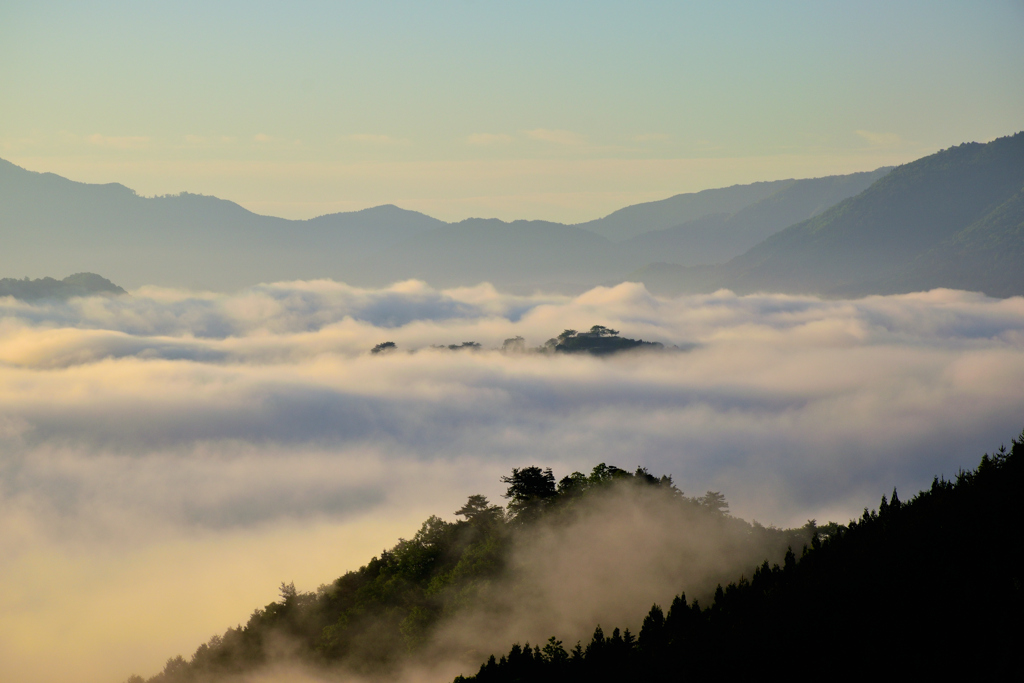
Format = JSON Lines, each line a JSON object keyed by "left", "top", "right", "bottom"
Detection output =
{"left": 874, "top": 185, "right": 1024, "bottom": 297}
{"left": 620, "top": 168, "right": 890, "bottom": 266}
{"left": 635, "top": 132, "right": 1024, "bottom": 297}
{"left": 460, "top": 432, "right": 1024, "bottom": 681}
{"left": 135, "top": 465, "right": 809, "bottom": 682}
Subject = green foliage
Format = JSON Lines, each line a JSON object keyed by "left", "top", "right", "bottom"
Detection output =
{"left": 552, "top": 327, "right": 664, "bottom": 355}
{"left": 501, "top": 336, "right": 526, "bottom": 353}
{"left": 137, "top": 461, "right": 757, "bottom": 682}
{"left": 461, "top": 430, "right": 1024, "bottom": 680}
{"left": 500, "top": 466, "right": 556, "bottom": 523}
{"left": 447, "top": 341, "right": 482, "bottom": 351}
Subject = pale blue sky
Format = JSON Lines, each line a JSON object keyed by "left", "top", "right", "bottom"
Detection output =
{"left": 2, "top": 1, "right": 1022, "bottom": 220}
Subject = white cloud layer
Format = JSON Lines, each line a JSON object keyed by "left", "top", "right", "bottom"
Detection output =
{"left": 2, "top": 281, "right": 1023, "bottom": 682}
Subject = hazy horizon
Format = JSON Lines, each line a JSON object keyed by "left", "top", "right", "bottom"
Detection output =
{"left": 3, "top": 152, "right": 905, "bottom": 226}
{"left": 3, "top": 2, "right": 1022, "bottom": 222}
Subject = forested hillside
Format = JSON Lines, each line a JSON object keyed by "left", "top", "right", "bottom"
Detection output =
{"left": 132, "top": 431, "right": 1024, "bottom": 682}
{"left": 459, "top": 431, "right": 1024, "bottom": 680}
{"left": 134, "top": 466, "right": 808, "bottom": 682}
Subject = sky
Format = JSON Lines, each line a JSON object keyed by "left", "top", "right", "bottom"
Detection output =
{"left": 2, "top": 281, "right": 1024, "bottom": 682}
{"left": 2, "top": 1, "right": 1023, "bottom": 221}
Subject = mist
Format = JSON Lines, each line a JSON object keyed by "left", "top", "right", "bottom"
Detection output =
{"left": 414, "top": 481, "right": 809, "bottom": 682}
{"left": 2, "top": 280, "right": 1023, "bottom": 683}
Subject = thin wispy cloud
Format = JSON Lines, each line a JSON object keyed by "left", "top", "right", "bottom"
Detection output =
{"left": 86, "top": 133, "right": 151, "bottom": 149}
{"left": 342, "top": 133, "right": 410, "bottom": 145}
{"left": 466, "top": 133, "right": 514, "bottom": 146}
{"left": 854, "top": 129, "right": 906, "bottom": 149}
{"left": 525, "top": 128, "right": 589, "bottom": 146}
{"left": 632, "top": 133, "right": 673, "bottom": 143}
{"left": 183, "top": 134, "right": 236, "bottom": 146}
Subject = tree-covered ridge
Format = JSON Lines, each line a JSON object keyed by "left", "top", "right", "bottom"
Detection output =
{"left": 547, "top": 326, "right": 664, "bottom": 355}
{"left": 457, "top": 432, "right": 1024, "bottom": 681}
{"left": 372, "top": 325, "right": 670, "bottom": 356}
{"left": 136, "top": 464, "right": 807, "bottom": 682}
{"left": 0, "top": 272, "right": 126, "bottom": 300}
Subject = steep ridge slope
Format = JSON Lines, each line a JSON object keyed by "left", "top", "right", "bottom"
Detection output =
{"left": 576, "top": 179, "right": 795, "bottom": 241}
{"left": 620, "top": 168, "right": 891, "bottom": 266}
{"left": 460, "top": 433, "right": 1024, "bottom": 681}
{"left": 874, "top": 185, "right": 1024, "bottom": 297}
{"left": 635, "top": 132, "right": 1024, "bottom": 297}
{"left": 135, "top": 465, "right": 809, "bottom": 683}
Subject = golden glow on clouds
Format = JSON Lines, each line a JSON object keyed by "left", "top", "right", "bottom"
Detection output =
{"left": 1, "top": 282, "right": 1024, "bottom": 682}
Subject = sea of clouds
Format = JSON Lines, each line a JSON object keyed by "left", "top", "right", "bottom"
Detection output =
{"left": 2, "top": 280, "right": 1024, "bottom": 683}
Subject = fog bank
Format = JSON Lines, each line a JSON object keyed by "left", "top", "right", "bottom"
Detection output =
{"left": 2, "top": 281, "right": 1023, "bottom": 682}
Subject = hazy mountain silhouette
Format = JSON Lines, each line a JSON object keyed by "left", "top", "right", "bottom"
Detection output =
{"left": 634, "top": 132, "right": 1024, "bottom": 297}
{"left": 0, "top": 272, "right": 126, "bottom": 300}
{"left": 350, "top": 171, "right": 890, "bottom": 290}
{"left": 619, "top": 168, "right": 891, "bottom": 266}
{"left": 0, "top": 158, "right": 443, "bottom": 290}
{"left": 872, "top": 184, "right": 1024, "bottom": 298}
{"left": 3, "top": 138, "right": 1017, "bottom": 296}
{"left": 0, "top": 157, "right": 896, "bottom": 292}
{"left": 576, "top": 180, "right": 796, "bottom": 241}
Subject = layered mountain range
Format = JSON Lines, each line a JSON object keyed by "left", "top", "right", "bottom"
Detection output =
{"left": 637, "top": 132, "right": 1024, "bottom": 297}
{"left": 2, "top": 131, "right": 1021, "bottom": 297}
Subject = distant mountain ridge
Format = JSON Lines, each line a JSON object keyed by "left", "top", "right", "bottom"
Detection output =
{"left": 0, "top": 156, "right": 891, "bottom": 292}
{"left": 635, "top": 132, "right": 1024, "bottom": 298}
{"left": 619, "top": 168, "right": 891, "bottom": 267}
{"left": 4, "top": 133, "right": 1020, "bottom": 297}
{"left": 0, "top": 157, "right": 443, "bottom": 290}
{"left": 575, "top": 179, "right": 797, "bottom": 241}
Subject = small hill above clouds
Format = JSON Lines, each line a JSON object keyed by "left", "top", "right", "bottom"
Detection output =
{"left": 0, "top": 272, "right": 127, "bottom": 300}
{"left": 635, "top": 132, "right": 1024, "bottom": 298}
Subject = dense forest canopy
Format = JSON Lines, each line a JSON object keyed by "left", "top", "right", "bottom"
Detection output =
{"left": 134, "top": 464, "right": 808, "bottom": 682}
{"left": 371, "top": 325, "right": 669, "bottom": 356}
{"left": 458, "top": 432, "right": 1024, "bottom": 680}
